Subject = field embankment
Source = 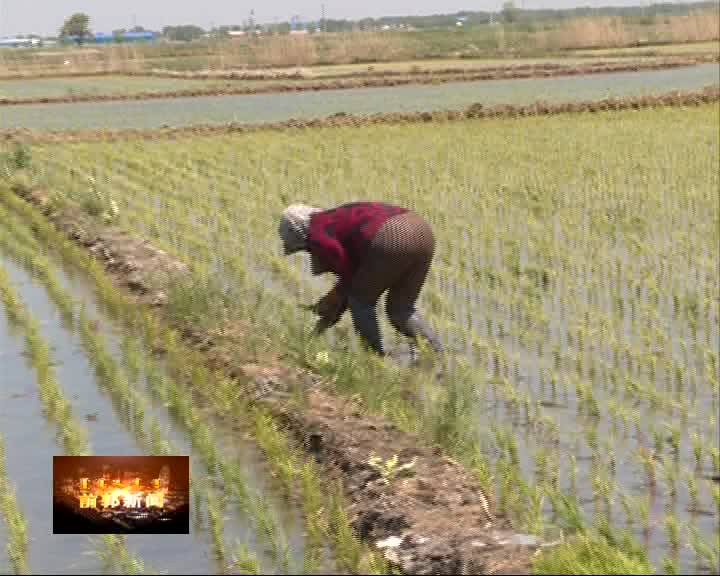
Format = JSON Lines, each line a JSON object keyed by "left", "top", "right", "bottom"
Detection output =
{"left": 0, "top": 56, "right": 716, "bottom": 106}
{"left": 2, "top": 85, "right": 716, "bottom": 144}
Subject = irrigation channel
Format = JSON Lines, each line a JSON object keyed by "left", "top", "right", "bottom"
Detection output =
{"left": 1, "top": 62, "right": 717, "bottom": 131}
{"left": 0, "top": 202, "right": 335, "bottom": 574}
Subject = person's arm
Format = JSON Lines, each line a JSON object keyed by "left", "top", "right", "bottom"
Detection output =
{"left": 306, "top": 211, "right": 356, "bottom": 332}
{"left": 308, "top": 228, "right": 352, "bottom": 282}
{"left": 311, "top": 279, "right": 349, "bottom": 334}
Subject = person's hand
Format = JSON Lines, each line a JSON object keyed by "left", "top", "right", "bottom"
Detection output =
{"left": 314, "top": 287, "right": 347, "bottom": 321}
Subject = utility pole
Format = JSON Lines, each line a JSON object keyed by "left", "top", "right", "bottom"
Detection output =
{"left": 321, "top": 3, "right": 326, "bottom": 33}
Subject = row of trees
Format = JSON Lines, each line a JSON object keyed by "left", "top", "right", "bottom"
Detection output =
{"left": 58, "top": 1, "right": 718, "bottom": 42}
{"left": 59, "top": 13, "right": 206, "bottom": 42}
{"left": 59, "top": 13, "right": 156, "bottom": 40}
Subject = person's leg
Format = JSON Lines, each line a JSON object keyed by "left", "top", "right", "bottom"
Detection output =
{"left": 347, "top": 296, "right": 384, "bottom": 355}
{"left": 386, "top": 266, "right": 444, "bottom": 354}
{"left": 346, "top": 251, "right": 399, "bottom": 357}
{"left": 384, "top": 215, "right": 443, "bottom": 354}
{"left": 347, "top": 218, "right": 414, "bottom": 356}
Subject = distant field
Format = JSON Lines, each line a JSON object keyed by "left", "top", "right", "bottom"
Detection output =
{"left": 1, "top": 63, "right": 716, "bottom": 131}
{"left": 291, "top": 55, "right": 665, "bottom": 77}
{"left": 0, "top": 75, "right": 340, "bottom": 99}
{"left": 570, "top": 40, "right": 720, "bottom": 57}
{"left": 1, "top": 56, "right": 707, "bottom": 102}
{"left": 0, "top": 76, "right": 255, "bottom": 99}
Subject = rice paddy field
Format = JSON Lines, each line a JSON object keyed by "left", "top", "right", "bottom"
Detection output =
{"left": 0, "top": 219, "right": 330, "bottom": 574}
{"left": 1, "top": 62, "right": 718, "bottom": 132}
{"left": 0, "top": 187, "right": 385, "bottom": 575}
{"left": 569, "top": 40, "right": 720, "bottom": 57}
{"left": 0, "top": 76, "right": 262, "bottom": 99}
{"left": 0, "top": 25, "right": 719, "bottom": 575}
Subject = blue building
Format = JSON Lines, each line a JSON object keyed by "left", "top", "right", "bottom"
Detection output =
{"left": 62, "top": 31, "right": 158, "bottom": 45}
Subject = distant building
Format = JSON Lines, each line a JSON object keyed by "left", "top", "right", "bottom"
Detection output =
{"left": 228, "top": 30, "right": 246, "bottom": 37}
{"left": 121, "top": 31, "right": 158, "bottom": 43}
{"left": 0, "top": 37, "right": 41, "bottom": 48}
{"left": 289, "top": 29, "right": 308, "bottom": 35}
{"left": 61, "top": 31, "right": 158, "bottom": 45}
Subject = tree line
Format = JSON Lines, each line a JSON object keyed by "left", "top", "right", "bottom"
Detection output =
{"left": 57, "top": 1, "right": 718, "bottom": 43}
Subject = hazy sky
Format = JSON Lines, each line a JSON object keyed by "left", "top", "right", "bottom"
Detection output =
{"left": 0, "top": 0, "right": 698, "bottom": 36}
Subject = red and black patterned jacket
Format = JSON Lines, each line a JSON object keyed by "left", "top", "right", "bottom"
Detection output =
{"left": 308, "top": 202, "right": 407, "bottom": 290}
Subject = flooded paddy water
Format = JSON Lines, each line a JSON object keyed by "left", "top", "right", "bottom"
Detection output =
{"left": 0, "top": 62, "right": 717, "bottom": 131}
{"left": 0, "top": 210, "right": 326, "bottom": 574}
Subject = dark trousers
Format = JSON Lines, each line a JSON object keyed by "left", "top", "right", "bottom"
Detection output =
{"left": 348, "top": 212, "right": 442, "bottom": 355}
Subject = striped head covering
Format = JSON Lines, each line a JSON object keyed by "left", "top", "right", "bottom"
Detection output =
{"left": 279, "top": 203, "right": 322, "bottom": 255}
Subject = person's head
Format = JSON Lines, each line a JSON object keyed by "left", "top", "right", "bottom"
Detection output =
{"left": 278, "top": 203, "right": 322, "bottom": 255}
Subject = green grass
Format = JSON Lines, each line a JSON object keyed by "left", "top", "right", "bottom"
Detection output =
{"left": 0, "top": 435, "right": 29, "bottom": 575}
{"left": 570, "top": 40, "right": 719, "bottom": 58}
{"left": 533, "top": 530, "right": 653, "bottom": 574}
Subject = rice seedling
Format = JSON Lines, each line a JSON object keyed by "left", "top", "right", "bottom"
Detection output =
{"left": 0, "top": 435, "right": 29, "bottom": 575}
{"left": 532, "top": 528, "right": 654, "bottom": 575}
{"left": 0, "top": 260, "right": 153, "bottom": 572}
{"left": 688, "top": 524, "right": 720, "bottom": 573}
{"left": 663, "top": 556, "right": 679, "bottom": 575}
{"left": 708, "top": 482, "right": 720, "bottom": 522}
{"left": 664, "top": 514, "right": 681, "bottom": 553}
{"left": 206, "top": 484, "right": 228, "bottom": 568}
{"left": 229, "top": 543, "right": 261, "bottom": 575}
{"left": 0, "top": 263, "right": 89, "bottom": 456}
{"left": 95, "top": 535, "right": 149, "bottom": 575}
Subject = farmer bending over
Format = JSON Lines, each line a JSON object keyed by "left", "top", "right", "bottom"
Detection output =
{"left": 278, "top": 201, "right": 443, "bottom": 357}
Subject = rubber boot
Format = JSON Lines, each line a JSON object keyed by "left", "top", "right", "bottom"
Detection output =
{"left": 405, "top": 312, "right": 444, "bottom": 355}
{"left": 348, "top": 296, "right": 385, "bottom": 356}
